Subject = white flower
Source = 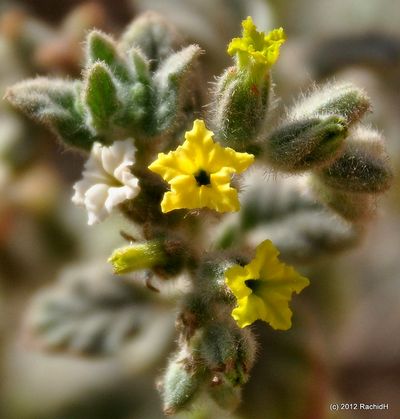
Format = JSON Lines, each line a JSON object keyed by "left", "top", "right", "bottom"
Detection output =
{"left": 72, "top": 139, "right": 139, "bottom": 225}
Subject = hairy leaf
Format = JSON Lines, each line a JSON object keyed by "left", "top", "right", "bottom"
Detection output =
{"left": 153, "top": 45, "right": 202, "bottom": 133}
{"left": 86, "top": 30, "right": 132, "bottom": 83}
{"left": 83, "top": 63, "right": 119, "bottom": 132}
{"left": 119, "top": 11, "right": 183, "bottom": 71}
{"left": 5, "top": 78, "right": 97, "bottom": 150}
{"left": 24, "top": 263, "right": 159, "bottom": 356}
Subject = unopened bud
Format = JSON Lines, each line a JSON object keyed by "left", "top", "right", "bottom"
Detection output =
{"left": 212, "top": 18, "right": 286, "bottom": 151}
{"left": 290, "top": 82, "right": 371, "bottom": 125}
{"left": 213, "top": 67, "right": 271, "bottom": 151}
{"left": 209, "top": 375, "right": 242, "bottom": 411}
{"left": 264, "top": 115, "right": 347, "bottom": 172}
{"left": 162, "top": 352, "right": 205, "bottom": 415}
{"left": 312, "top": 178, "right": 374, "bottom": 222}
{"left": 316, "top": 126, "right": 392, "bottom": 193}
{"left": 200, "top": 323, "right": 238, "bottom": 371}
{"left": 200, "top": 324, "right": 256, "bottom": 383}
{"left": 108, "top": 240, "right": 165, "bottom": 274}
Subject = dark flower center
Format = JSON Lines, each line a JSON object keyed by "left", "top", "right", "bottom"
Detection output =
{"left": 244, "top": 279, "right": 260, "bottom": 292}
{"left": 194, "top": 169, "right": 211, "bottom": 186}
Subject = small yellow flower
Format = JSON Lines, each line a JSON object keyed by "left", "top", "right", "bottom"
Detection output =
{"left": 228, "top": 17, "right": 286, "bottom": 69}
{"left": 148, "top": 119, "right": 254, "bottom": 213}
{"left": 225, "top": 240, "right": 309, "bottom": 330}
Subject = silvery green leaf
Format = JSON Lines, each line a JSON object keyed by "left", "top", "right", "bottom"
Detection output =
{"left": 5, "top": 78, "right": 97, "bottom": 150}
{"left": 25, "top": 263, "right": 160, "bottom": 356}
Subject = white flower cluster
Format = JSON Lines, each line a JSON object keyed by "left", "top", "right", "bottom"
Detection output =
{"left": 72, "top": 139, "right": 140, "bottom": 225}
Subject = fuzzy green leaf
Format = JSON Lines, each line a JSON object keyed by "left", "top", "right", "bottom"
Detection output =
{"left": 86, "top": 30, "right": 132, "bottom": 83}
{"left": 83, "top": 63, "right": 119, "bottom": 132}
{"left": 5, "top": 78, "right": 96, "bottom": 150}
{"left": 154, "top": 45, "right": 201, "bottom": 89}
{"left": 129, "top": 48, "right": 151, "bottom": 84}
{"left": 119, "top": 11, "right": 183, "bottom": 71}
{"left": 215, "top": 172, "right": 359, "bottom": 261}
{"left": 153, "top": 45, "right": 202, "bottom": 133}
{"left": 24, "top": 263, "right": 158, "bottom": 356}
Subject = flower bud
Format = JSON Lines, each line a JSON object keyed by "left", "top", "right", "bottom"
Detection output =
{"left": 312, "top": 177, "right": 374, "bottom": 222}
{"left": 316, "top": 126, "right": 392, "bottom": 193}
{"left": 200, "top": 323, "right": 238, "bottom": 370}
{"left": 263, "top": 115, "right": 347, "bottom": 172}
{"left": 212, "top": 18, "right": 286, "bottom": 151}
{"left": 199, "top": 324, "right": 256, "bottom": 410}
{"left": 209, "top": 375, "right": 242, "bottom": 411}
{"left": 200, "top": 324, "right": 256, "bottom": 381}
{"left": 108, "top": 238, "right": 188, "bottom": 276}
{"left": 108, "top": 240, "right": 165, "bottom": 274}
{"left": 213, "top": 67, "right": 271, "bottom": 151}
{"left": 290, "top": 82, "right": 371, "bottom": 125}
{"left": 161, "top": 351, "right": 205, "bottom": 415}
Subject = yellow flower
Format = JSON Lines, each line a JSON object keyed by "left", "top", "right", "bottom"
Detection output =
{"left": 148, "top": 119, "right": 254, "bottom": 213}
{"left": 225, "top": 240, "right": 309, "bottom": 330}
{"left": 228, "top": 17, "right": 286, "bottom": 69}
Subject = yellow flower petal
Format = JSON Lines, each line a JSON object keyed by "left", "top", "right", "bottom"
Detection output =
{"left": 255, "top": 293, "right": 293, "bottom": 330}
{"left": 148, "top": 148, "right": 196, "bottom": 181}
{"left": 248, "top": 239, "right": 280, "bottom": 277}
{"left": 148, "top": 119, "right": 254, "bottom": 213}
{"left": 232, "top": 295, "right": 267, "bottom": 328}
{"left": 225, "top": 239, "right": 309, "bottom": 330}
{"left": 227, "top": 17, "right": 286, "bottom": 69}
{"left": 225, "top": 265, "right": 252, "bottom": 300}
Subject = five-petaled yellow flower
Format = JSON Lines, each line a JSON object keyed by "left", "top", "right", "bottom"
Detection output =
{"left": 225, "top": 240, "right": 309, "bottom": 330}
{"left": 148, "top": 119, "right": 254, "bottom": 213}
{"left": 228, "top": 17, "right": 286, "bottom": 70}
